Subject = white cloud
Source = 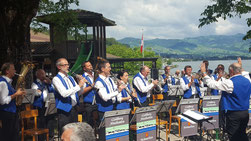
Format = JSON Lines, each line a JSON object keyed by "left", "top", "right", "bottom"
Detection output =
{"left": 72, "top": 0, "right": 249, "bottom": 39}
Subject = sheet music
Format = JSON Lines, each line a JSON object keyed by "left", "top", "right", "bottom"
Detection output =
{"left": 183, "top": 110, "right": 210, "bottom": 121}
{"left": 178, "top": 115, "right": 196, "bottom": 124}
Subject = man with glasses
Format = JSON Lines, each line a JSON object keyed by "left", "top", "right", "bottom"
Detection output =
{"left": 52, "top": 58, "right": 86, "bottom": 136}
{"left": 133, "top": 66, "right": 158, "bottom": 107}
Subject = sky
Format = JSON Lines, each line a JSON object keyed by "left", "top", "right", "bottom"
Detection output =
{"left": 70, "top": 0, "right": 250, "bottom": 40}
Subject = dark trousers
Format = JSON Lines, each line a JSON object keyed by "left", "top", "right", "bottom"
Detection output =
{"left": 226, "top": 110, "right": 249, "bottom": 141}
{"left": 163, "top": 92, "right": 168, "bottom": 100}
{"left": 57, "top": 106, "right": 78, "bottom": 136}
{"left": 83, "top": 103, "right": 98, "bottom": 128}
{"left": 0, "top": 110, "right": 19, "bottom": 141}
{"left": 35, "top": 107, "right": 46, "bottom": 141}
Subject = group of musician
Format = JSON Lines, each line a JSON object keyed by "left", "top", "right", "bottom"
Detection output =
{"left": 1, "top": 57, "right": 251, "bottom": 141}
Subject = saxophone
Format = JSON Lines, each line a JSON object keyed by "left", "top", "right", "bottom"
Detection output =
{"left": 15, "top": 61, "right": 35, "bottom": 106}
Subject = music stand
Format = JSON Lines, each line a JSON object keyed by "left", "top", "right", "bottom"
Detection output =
{"left": 175, "top": 98, "right": 199, "bottom": 114}
{"left": 155, "top": 100, "right": 175, "bottom": 141}
{"left": 99, "top": 109, "right": 131, "bottom": 141}
{"left": 44, "top": 99, "right": 57, "bottom": 116}
{"left": 199, "top": 87, "right": 208, "bottom": 97}
{"left": 182, "top": 110, "right": 213, "bottom": 141}
{"left": 168, "top": 85, "right": 184, "bottom": 97}
{"left": 129, "top": 106, "right": 157, "bottom": 141}
{"left": 22, "top": 89, "right": 36, "bottom": 104}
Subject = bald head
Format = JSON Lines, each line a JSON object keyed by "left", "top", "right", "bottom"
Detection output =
{"left": 36, "top": 69, "right": 46, "bottom": 81}
{"left": 140, "top": 66, "right": 150, "bottom": 78}
{"left": 229, "top": 63, "right": 242, "bottom": 76}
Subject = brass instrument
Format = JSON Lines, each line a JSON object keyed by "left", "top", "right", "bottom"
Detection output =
{"left": 151, "top": 78, "right": 163, "bottom": 94}
{"left": 15, "top": 61, "right": 35, "bottom": 106}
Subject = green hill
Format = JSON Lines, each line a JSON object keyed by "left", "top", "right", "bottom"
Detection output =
{"left": 117, "top": 34, "right": 251, "bottom": 60}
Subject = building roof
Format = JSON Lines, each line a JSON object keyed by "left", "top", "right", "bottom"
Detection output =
{"left": 30, "top": 30, "right": 50, "bottom": 42}
{"left": 37, "top": 9, "right": 116, "bottom": 26}
{"left": 31, "top": 42, "right": 53, "bottom": 57}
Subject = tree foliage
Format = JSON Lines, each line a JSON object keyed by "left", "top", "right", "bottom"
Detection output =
{"left": 199, "top": 0, "right": 251, "bottom": 40}
{"left": 107, "top": 43, "right": 162, "bottom": 75}
{"left": 32, "top": 0, "right": 87, "bottom": 41}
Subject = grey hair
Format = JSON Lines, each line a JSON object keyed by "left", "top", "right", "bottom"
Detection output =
{"left": 62, "top": 122, "right": 95, "bottom": 141}
{"left": 229, "top": 63, "right": 242, "bottom": 74}
{"left": 56, "top": 58, "right": 65, "bottom": 67}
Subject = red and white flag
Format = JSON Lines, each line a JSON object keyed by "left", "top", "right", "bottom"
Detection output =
{"left": 140, "top": 34, "right": 144, "bottom": 54}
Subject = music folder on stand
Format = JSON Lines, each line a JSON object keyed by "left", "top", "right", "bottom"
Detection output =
{"left": 155, "top": 100, "right": 175, "bottom": 141}
{"left": 181, "top": 110, "right": 213, "bottom": 141}
{"left": 22, "top": 89, "right": 36, "bottom": 104}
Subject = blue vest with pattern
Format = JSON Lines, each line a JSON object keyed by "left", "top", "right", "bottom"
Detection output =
{"left": 116, "top": 84, "right": 131, "bottom": 110}
{"left": 221, "top": 75, "right": 251, "bottom": 111}
{"left": 0, "top": 77, "right": 16, "bottom": 113}
{"left": 161, "top": 74, "right": 175, "bottom": 93}
{"left": 133, "top": 73, "right": 147, "bottom": 103}
{"left": 54, "top": 74, "right": 79, "bottom": 112}
{"left": 182, "top": 76, "right": 201, "bottom": 99}
{"left": 82, "top": 73, "right": 95, "bottom": 104}
{"left": 95, "top": 76, "right": 114, "bottom": 112}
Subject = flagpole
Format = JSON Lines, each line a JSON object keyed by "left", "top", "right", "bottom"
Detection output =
{"left": 142, "top": 29, "right": 144, "bottom": 66}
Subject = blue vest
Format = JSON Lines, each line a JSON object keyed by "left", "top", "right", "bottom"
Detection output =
{"left": 221, "top": 75, "right": 251, "bottom": 111}
{"left": 82, "top": 73, "right": 95, "bottom": 104}
{"left": 133, "top": 73, "right": 147, "bottom": 103}
{"left": 95, "top": 76, "right": 114, "bottom": 112}
{"left": 211, "top": 75, "right": 219, "bottom": 95}
{"left": 0, "top": 77, "right": 16, "bottom": 113}
{"left": 161, "top": 74, "right": 175, "bottom": 93}
{"left": 116, "top": 84, "right": 131, "bottom": 110}
{"left": 54, "top": 74, "right": 79, "bottom": 112}
{"left": 182, "top": 76, "right": 201, "bottom": 99}
{"left": 33, "top": 80, "right": 54, "bottom": 108}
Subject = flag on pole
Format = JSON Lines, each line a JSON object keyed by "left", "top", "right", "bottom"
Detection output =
{"left": 140, "top": 34, "right": 144, "bottom": 54}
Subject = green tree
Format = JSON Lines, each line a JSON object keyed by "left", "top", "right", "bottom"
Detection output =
{"left": 107, "top": 44, "right": 162, "bottom": 75}
{"left": 199, "top": 0, "right": 251, "bottom": 40}
{"left": 0, "top": 0, "right": 81, "bottom": 67}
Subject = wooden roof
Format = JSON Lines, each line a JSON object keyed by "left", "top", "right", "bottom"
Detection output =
{"left": 37, "top": 9, "right": 116, "bottom": 26}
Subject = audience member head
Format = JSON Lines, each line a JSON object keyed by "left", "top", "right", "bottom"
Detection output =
{"left": 164, "top": 66, "right": 171, "bottom": 74}
{"left": 82, "top": 61, "right": 93, "bottom": 73}
{"left": 98, "top": 60, "right": 110, "bottom": 77}
{"left": 184, "top": 65, "right": 192, "bottom": 76}
{"left": 56, "top": 58, "right": 69, "bottom": 74}
{"left": 140, "top": 66, "right": 150, "bottom": 78}
{"left": 217, "top": 64, "right": 225, "bottom": 74}
{"left": 117, "top": 70, "right": 129, "bottom": 83}
{"left": 61, "top": 122, "right": 95, "bottom": 141}
{"left": 1, "top": 62, "right": 15, "bottom": 78}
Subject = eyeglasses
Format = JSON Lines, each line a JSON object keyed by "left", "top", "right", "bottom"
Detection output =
{"left": 60, "top": 64, "right": 69, "bottom": 67}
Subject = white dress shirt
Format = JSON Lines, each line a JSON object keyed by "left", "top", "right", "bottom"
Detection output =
{"left": 133, "top": 72, "right": 154, "bottom": 98}
{"left": 52, "top": 72, "right": 80, "bottom": 106}
{"left": 204, "top": 71, "right": 251, "bottom": 94}
{"left": 180, "top": 75, "right": 204, "bottom": 95}
{"left": 0, "top": 76, "right": 13, "bottom": 105}
{"left": 79, "top": 72, "right": 94, "bottom": 95}
{"left": 31, "top": 79, "right": 50, "bottom": 102}
{"left": 95, "top": 75, "right": 121, "bottom": 102}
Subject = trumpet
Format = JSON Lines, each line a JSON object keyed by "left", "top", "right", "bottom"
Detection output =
{"left": 151, "top": 78, "right": 163, "bottom": 94}
{"left": 68, "top": 69, "right": 99, "bottom": 92}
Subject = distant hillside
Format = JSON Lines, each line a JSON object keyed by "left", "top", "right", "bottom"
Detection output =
{"left": 118, "top": 34, "right": 251, "bottom": 60}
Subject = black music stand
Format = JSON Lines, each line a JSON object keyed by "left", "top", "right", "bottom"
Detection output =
{"left": 182, "top": 110, "right": 213, "bottom": 141}
{"left": 155, "top": 100, "right": 175, "bottom": 141}
{"left": 22, "top": 89, "right": 36, "bottom": 104}
{"left": 44, "top": 100, "right": 57, "bottom": 116}
{"left": 168, "top": 85, "right": 184, "bottom": 98}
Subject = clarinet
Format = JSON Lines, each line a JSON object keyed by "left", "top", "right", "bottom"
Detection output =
{"left": 68, "top": 69, "right": 99, "bottom": 93}
{"left": 110, "top": 72, "right": 142, "bottom": 107}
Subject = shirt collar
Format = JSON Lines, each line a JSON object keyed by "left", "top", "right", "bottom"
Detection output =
{"left": 139, "top": 72, "right": 147, "bottom": 80}
{"left": 3, "top": 75, "right": 12, "bottom": 84}
{"left": 58, "top": 72, "right": 68, "bottom": 78}
{"left": 84, "top": 72, "right": 94, "bottom": 78}
{"left": 99, "top": 74, "right": 107, "bottom": 80}
{"left": 36, "top": 78, "right": 42, "bottom": 84}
